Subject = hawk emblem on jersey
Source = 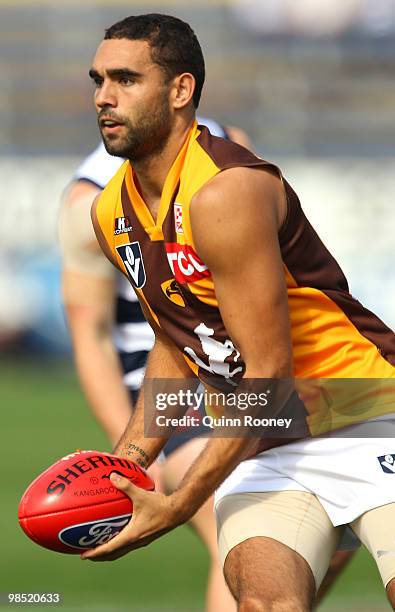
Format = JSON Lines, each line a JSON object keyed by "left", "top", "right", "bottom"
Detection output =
{"left": 116, "top": 242, "right": 146, "bottom": 289}
{"left": 114, "top": 217, "right": 132, "bottom": 235}
{"left": 184, "top": 322, "right": 243, "bottom": 384}
{"left": 161, "top": 279, "right": 186, "bottom": 307}
{"left": 174, "top": 203, "right": 183, "bottom": 234}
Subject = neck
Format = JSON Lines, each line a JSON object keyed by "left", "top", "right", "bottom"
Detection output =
{"left": 132, "top": 118, "right": 194, "bottom": 215}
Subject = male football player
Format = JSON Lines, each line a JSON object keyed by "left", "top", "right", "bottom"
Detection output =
{"left": 77, "top": 14, "right": 395, "bottom": 611}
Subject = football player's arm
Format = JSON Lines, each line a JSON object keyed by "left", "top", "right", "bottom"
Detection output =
{"left": 192, "top": 167, "right": 291, "bottom": 379}
{"left": 167, "top": 166, "right": 293, "bottom": 516}
{"left": 59, "top": 180, "right": 133, "bottom": 446}
{"left": 81, "top": 166, "right": 293, "bottom": 561}
{"left": 114, "top": 322, "right": 195, "bottom": 468}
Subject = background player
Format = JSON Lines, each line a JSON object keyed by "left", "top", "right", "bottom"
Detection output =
{"left": 60, "top": 117, "right": 251, "bottom": 612}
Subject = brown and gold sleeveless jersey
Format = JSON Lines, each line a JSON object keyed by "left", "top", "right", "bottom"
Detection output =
{"left": 93, "top": 122, "right": 395, "bottom": 435}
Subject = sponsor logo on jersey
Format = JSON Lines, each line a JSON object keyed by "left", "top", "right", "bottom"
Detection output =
{"left": 174, "top": 203, "right": 183, "bottom": 234}
{"left": 378, "top": 454, "right": 395, "bottom": 473}
{"left": 161, "top": 279, "right": 186, "bottom": 307}
{"left": 114, "top": 217, "right": 132, "bottom": 235}
{"left": 165, "top": 243, "right": 210, "bottom": 283}
{"left": 59, "top": 514, "right": 132, "bottom": 549}
{"left": 116, "top": 242, "right": 146, "bottom": 288}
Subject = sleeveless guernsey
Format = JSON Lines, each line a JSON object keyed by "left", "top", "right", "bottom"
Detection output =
{"left": 93, "top": 122, "right": 395, "bottom": 438}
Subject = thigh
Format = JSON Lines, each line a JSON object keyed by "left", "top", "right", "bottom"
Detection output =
{"left": 351, "top": 503, "right": 395, "bottom": 588}
{"left": 224, "top": 536, "right": 315, "bottom": 610}
{"left": 216, "top": 490, "right": 342, "bottom": 593}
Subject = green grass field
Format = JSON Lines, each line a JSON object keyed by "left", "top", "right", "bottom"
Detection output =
{"left": 0, "top": 357, "right": 391, "bottom": 611}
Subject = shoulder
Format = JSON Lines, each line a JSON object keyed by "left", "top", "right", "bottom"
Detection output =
{"left": 190, "top": 165, "right": 285, "bottom": 230}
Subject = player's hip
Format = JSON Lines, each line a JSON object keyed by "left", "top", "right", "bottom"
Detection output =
{"left": 215, "top": 416, "right": 395, "bottom": 526}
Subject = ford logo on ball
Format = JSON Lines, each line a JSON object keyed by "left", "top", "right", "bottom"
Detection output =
{"left": 58, "top": 514, "right": 132, "bottom": 549}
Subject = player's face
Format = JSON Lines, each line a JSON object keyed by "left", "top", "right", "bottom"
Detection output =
{"left": 90, "top": 39, "right": 173, "bottom": 161}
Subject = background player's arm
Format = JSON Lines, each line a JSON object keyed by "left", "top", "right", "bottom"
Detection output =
{"left": 59, "top": 180, "right": 133, "bottom": 446}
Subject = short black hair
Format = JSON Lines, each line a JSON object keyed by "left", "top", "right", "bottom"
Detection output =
{"left": 104, "top": 14, "right": 205, "bottom": 108}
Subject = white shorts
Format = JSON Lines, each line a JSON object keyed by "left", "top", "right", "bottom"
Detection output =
{"left": 215, "top": 417, "right": 395, "bottom": 526}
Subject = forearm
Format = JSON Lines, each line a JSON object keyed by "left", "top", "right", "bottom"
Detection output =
{"left": 113, "top": 387, "right": 165, "bottom": 469}
{"left": 115, "top": 332, "right": 193, "bottom": 467}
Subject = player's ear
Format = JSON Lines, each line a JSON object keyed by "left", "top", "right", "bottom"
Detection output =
{"left": 171, "top": 73, "right": 195, "bottom": 110}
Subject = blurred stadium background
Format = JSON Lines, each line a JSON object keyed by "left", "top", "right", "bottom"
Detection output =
{"left": 1, "top": 0, "right": 394, "bottom": 610}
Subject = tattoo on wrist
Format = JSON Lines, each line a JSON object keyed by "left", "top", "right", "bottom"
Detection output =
{"left": 123, "top": 443, "right": 150, "bottom": 468}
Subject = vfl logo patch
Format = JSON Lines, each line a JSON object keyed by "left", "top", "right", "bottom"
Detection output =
{"left": 174, "top": 204, "right": 183, "bottom": 234}
{"left": 114, "top": 217, "right": 132, "bottom": 235}
{"left": 116, "top": 242, "right": 146, "bottom": 288}
{"left": 58, "top": 514, "right": 131, "bottom": 549}
{"left": 378, "top": 454, "right": 395, "bottom": 473}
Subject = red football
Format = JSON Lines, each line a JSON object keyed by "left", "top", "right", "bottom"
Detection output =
{"left": 18, "top": 450, "right": 154, "bottom": 554}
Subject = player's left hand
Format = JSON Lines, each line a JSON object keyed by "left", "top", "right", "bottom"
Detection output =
{"left": 80, "top": 472, "right": 186, "bottom": 561}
